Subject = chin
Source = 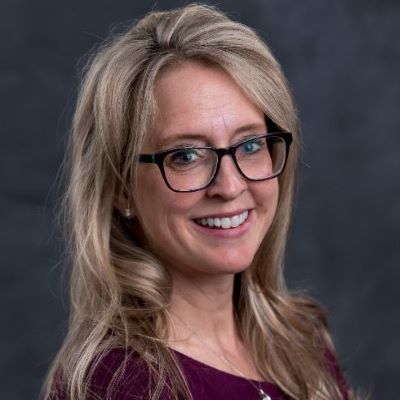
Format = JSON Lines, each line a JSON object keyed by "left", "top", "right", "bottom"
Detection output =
{"left": 202, "top": 254, "right": 255, "bottom": 275}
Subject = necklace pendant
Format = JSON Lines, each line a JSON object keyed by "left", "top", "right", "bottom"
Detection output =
{"left": 258, "top": 388, "right": 271, "bottom": 400}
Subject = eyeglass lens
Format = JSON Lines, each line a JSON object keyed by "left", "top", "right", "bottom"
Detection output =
{"left": 163, "top": 135, "right": 287, "bottom": 192}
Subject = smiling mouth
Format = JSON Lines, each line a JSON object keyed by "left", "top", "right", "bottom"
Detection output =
{"left": 194, "top": 210, "right": 249, "bottom": 229}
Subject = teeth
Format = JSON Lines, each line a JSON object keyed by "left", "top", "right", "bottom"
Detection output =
{"left": 221, "top": 218, "right": 231, "bottom": 229}
{"left": 231, "top": 215, "right": 240, "bottom": 228}
{"left": 195, "top": 210, "right": 249, "bottom": 229}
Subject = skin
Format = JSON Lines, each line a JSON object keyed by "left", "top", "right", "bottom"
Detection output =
{"left": 131, "top": 61, "right": 279, "bottom": 379}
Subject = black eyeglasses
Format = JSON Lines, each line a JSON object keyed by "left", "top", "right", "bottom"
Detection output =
{"left": 139, "top": 132, "right": 292, "bottom": 192}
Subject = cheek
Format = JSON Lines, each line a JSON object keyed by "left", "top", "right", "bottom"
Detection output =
{"left": 270, "top": 182, "right": 280, "bottom": 219}
{"left": 271, "top": 180, "right": 279, "bottom": 211}
{"left": 255, "top": 180, "right": 279, "bottom": 228}
{"left": 133, "top": 171, "right": 200, "bottom": 239}
{"left": 256, "top": 179, "right": 279, "bottom": 207}
{"left": 133, "top": 170, "right": 164, "bottom": 239}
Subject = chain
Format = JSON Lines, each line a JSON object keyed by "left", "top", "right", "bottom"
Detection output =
{"left": 172, "top": 314, "right": 272, "bottom": 400}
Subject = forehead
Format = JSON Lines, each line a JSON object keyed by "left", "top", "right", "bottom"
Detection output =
{"left": 148, "top": 60, "right": 265, "bottom": 149}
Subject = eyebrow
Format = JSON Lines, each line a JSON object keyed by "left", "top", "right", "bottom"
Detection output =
{"left": 157, "top": 123, "right": 266, "bottom": 148}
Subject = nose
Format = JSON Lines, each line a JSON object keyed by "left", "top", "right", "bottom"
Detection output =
{"left": 206, "top": 155, "right": 247, "bottom": 199}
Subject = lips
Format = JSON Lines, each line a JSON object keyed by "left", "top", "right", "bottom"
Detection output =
{"left": 194, "top": 210, "right": 249, "bottom": 229}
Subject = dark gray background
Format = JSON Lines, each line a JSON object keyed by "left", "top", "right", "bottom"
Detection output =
{"left": 1, "top": 0, "right": 399, "bottom": 399}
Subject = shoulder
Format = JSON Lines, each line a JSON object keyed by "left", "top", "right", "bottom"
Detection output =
{"left": 322, "top": 345, "right": 351, "bottom": 400}
{"left": 287, "top": 293, "right": 351, "bottom": 399}
{"left": 49, "top": 348, "right": 158, "bottom": 400}
{"left": 87, "top": 348, "right": 153, "bottom": 399}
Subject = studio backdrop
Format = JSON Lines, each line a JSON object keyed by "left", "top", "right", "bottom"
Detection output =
{"left": 1, "top": 1, "right": 399, "bottom": 399}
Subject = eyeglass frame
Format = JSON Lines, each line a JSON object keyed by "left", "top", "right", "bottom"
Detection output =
{"left": 138, "top": 131, "right": 293, "bottom": 193}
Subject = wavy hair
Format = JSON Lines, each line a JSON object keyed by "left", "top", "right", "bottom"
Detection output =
{"left": 43, "top": 4, "right": 353, "bottom": 400}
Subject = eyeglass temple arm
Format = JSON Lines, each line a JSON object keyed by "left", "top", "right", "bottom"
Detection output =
{"left": 139, "top": 154, "right": 157, "bottom": 163}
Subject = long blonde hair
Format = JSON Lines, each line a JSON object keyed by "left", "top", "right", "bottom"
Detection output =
{"left": 43, "top": 4, "right": 352, "bottom": 399}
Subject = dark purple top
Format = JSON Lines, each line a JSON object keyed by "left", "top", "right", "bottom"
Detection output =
{"left": 55, "top": 347, "right": 347, "bottom": 400}
{"left": 172, "top": 350, "right": 290, "bottom": 399}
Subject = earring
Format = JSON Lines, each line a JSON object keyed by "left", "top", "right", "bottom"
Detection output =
{"left": 123, "top": 196, "right": 132, "bottom": 218}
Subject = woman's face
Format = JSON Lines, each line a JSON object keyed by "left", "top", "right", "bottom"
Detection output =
{"left": 133, "top": 61, "right": 279, "bottom": 279}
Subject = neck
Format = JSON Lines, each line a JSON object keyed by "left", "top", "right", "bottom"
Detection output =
{"left": 168, "top": 270, "right": 241, "bottom": 350}
{"left": 166, "top": 269, "right": 265, "bottom": 382}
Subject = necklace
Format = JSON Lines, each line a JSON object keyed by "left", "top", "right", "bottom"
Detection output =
{"left": 173, "top": 315, "right": 272, "bottom": 400}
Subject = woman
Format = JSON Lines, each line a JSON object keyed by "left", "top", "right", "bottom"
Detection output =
{"left": 44, "top": 4, "right": 354, "bottom": 400}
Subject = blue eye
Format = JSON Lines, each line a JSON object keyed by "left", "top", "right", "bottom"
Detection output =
{"left": 239, "top": 138, "right": 264, "bottom": 154}
{"left": 164, "top": 148, "right": 207, "bottom": 171}
{"left": 170, "top": 149, "right": 198, "bottom": 164}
